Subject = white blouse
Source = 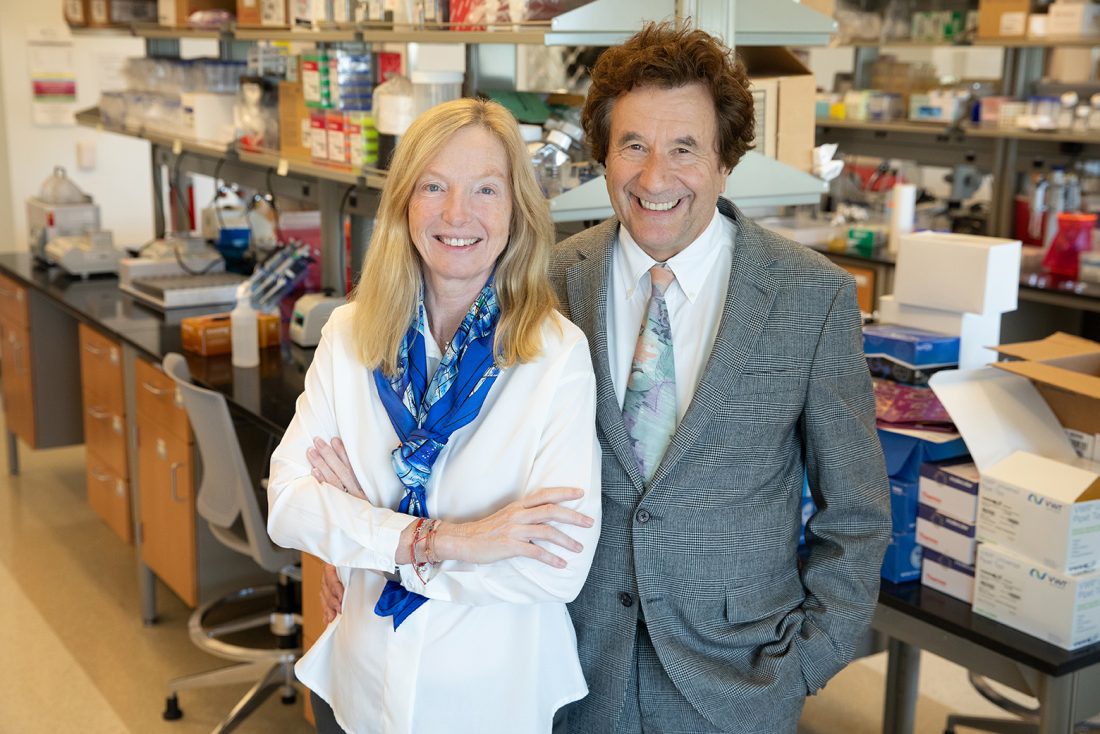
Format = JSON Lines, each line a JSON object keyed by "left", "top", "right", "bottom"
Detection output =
{"left": 267, "top": 303, "right": 602, "bottom": 734}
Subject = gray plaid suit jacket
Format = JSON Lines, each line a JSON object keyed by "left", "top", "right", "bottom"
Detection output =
{"left": 551, "top": 198, "right": 890, "bottom": 733}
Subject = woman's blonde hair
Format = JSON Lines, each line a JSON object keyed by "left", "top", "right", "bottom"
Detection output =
{"left": 351, "top": 97, "right": 556, "bottom": 375}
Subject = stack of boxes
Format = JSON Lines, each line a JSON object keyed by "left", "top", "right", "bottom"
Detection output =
{"left": 303, "top": 50, "right": 378, "bottom": 171}
{"left": 884, "top": 231, "right": 1022, "bottom": 370}
{"left": 916, "top": 460, "right": 980, "bottom": 601}
{"left": 865, "top": 325, "right": 969, "bottom": 584}
{"left": 930, "top": 355, "right": 1100, "bottom": 650}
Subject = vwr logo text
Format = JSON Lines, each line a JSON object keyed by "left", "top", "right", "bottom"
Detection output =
{"left": 1027, "top": 493, "right": 1064, "bottom": 511}
{"left": 1029, "top": 568, "right": 1068, "bottom": 588}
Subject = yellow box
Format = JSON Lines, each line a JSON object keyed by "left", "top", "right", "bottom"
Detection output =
{"left": 181, "top": 312, "right": 280, "bottom": 356}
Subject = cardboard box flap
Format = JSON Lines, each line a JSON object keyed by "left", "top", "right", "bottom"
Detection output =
{"left": 994, "top": 332, "right": 1100, "bottom": 362}
{"left": 986, "top": 450, "right": 1100, "bottom": 504}
{"left": 995, "top": 356, "right": 1100, "bottom": 399}
{"left": 928, "top": 368, "right": 1076, "bottom": 472}
{"left": 740, "top": 46, "right": 812, "bottom": 78}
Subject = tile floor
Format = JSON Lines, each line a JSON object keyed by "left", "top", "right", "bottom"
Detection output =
{"left": 0, "top": 436, "right": 1023, "bottom": 733}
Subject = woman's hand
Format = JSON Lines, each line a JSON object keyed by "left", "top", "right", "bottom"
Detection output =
{"left": 320, "top": 563, "right": 344, "bottom": 625}
{"left": 307, "top": 437, "right": 366, "bottom": 500}
{"left": 422, "top": 487, "right": 595, "bottom": 569}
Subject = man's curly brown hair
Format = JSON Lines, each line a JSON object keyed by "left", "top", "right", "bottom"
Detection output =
{"left": 581, "top": 20, "right": 755, "bottom": 172}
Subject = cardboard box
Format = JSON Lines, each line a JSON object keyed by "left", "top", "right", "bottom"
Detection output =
{"left": 890, "top": 478, "right": 920, "bottom": 533}
{"left": 864, "top": 324, "right": 961, "bottom": 369}
{"left": 278, "top": 80, "right": 312, "bottom": 160}
{"left": 919, "top": 460, "right": 979, "bottom": 523}
{"left": 237, "top": 0, "right": 260, "bottom": 25}
{"left": 920, "top": 547, "right": 975, "bottom": 603}
{"left": 742, "top": 47, "right": 815, "bottom": 173}
{"left": 878, "top": 426, "right": 969, "bottom": 484}
{"left": 994, "top": 333, "right": 1100, "bottom": 450}
{"left": 973, "top": 543, "right": 1100, "bottom": 650}
{"left": 1047, "top": 1, "right": 1100, "bottom": 36}
{"left": 882, "top": 531, "right": 923, "bottom": 583}
{"left": 181, "top": 312, "right": 280, "bottom": 356}
{"left": 978, "top": 0, "right": 1031, "bottom": 39}
{"left": 894, "top": 231, "right": 1021, "bottom": 316}
{"left": 979, "top": 450, "right": 1100, "bottom": 576}
{"left": 64, "top": 0, "right": 92, "bottom": 26}
{"left": 878, "top": 295, "right": 1002, "bottom": 370}
{"left": 158, "top": 0, "right": 234, "bottom": 27}
{"left": 916, "top": 503, "right": 977, "bottom": 565}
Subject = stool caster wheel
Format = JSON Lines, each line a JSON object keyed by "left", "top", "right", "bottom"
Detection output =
{"left": 281, "top": 692, "right": 297, "bottom": 705}
{"left": 163, "top": 694, "right": 183, "bottom": 721}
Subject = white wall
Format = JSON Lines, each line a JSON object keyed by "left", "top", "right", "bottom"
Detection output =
{"left": 0, "top": 0, "right": 154, "bottom": 252}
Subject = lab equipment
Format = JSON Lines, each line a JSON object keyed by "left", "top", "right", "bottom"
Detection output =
{"left": 246, "top": 242, "right": 315, "bottom": 312}
{"left": 290, "top": 293, "right": 344, "bottom": 347}
{"left": 26, "top": 167, "right": 101, "bottom": 264}
{"left": 45, "top": 230, "right": 123, "bottom": 278}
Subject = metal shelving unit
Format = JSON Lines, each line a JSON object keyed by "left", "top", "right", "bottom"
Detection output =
{"left": 815, "top": 34, "right": 1100, "bottom": 239}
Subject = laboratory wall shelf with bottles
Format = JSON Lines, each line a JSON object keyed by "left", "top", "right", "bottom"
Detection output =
{"left": 76, "top": 0, "right": 836, "bottom": 291}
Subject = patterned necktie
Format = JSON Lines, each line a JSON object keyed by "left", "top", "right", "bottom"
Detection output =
{"left": 622, "top": 264, "right": 677, "bottom": 483}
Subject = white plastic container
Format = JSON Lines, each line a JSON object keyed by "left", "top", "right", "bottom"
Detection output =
{"left": 410, "top": 70, "right": 464, "bottom": 117}
{"left": 231, "top": 285, "right": 260, "bottom": 368}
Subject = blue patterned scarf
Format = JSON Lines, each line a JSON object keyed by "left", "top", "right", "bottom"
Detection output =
{"left": 372, "top": 277, "right": 501, "bottom": 629}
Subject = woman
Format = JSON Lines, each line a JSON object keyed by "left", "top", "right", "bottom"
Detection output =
{"left": 266, "top": 97, "right": 601, "bottom": 734}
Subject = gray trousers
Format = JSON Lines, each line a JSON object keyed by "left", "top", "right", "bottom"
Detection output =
{"left": 310, "top": 690, "right": 346, "bottom": 734}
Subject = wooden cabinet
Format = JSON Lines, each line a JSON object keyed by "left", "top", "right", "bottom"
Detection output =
{"left": 0, "top": 271, "right": 83, "bottom": 454}
{"left": 135, "top": 357, "right": 198, "bottom": 606}
{"left": 79, "top": 324, "right": 132, "bottom": 543}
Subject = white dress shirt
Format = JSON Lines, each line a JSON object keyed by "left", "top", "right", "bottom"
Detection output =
{"left": 267, "top": 303, "right": 602, "bottom": 734}
{"left": 608, "top": 207, "right": 736, "bottom": 419}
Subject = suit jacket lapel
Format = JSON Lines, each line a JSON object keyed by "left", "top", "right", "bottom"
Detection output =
{"left": 565, "top": 222, "right": 646, "bottom": 492}
{"left": 648, "top": 201, "right": 779, "bottom": 490}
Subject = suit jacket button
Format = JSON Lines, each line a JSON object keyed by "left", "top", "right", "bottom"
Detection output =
{"left": 635, "top": 509, "right": 651, "bottom": 524}
{"left": 619, "top": 592, "right": 634, "bottom": 607}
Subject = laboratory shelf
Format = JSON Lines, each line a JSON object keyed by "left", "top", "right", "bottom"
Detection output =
{"left": 815, "top": 117, "right": 1100, "bottom": 146}
{"left": 840, "top": 36, "right": 1100, "bottom": 48}
{"left": 75, "top": 107, "right": 232, "bottom": 160}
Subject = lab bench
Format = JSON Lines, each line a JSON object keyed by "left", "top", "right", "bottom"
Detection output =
{"left": 0, "top": 252, "right": 310, "bottom": 622}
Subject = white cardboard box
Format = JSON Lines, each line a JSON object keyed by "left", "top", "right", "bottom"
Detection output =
{"left": 978, "top": 450, "right": 1100, "bottom": 576}
{"left": 921, "top": 547, "right": 975, "bottom": 603}
{"left": 916, "top": 503, "right": 977, "bottom": 565}
{"left": 1047, "top": 2, "right": 1100, "bottom": 36}
{"left": 919, "top": 460, "right": 980, "bottom": 523}
{"left": 973, "top": 543, "right": 1100, "bottom": 650}
{"left": 878, "top": 295, "right": 1001, "bottom": 370}
{"left": 894, "top": 232, "right": 1021, "bottom": 316}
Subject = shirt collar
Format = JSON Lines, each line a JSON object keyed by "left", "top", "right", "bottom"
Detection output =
{"left": 616, "top": 207, "right": 731, "bottom": 303}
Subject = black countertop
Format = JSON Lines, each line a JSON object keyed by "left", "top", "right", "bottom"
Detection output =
{"left": 0, "top": 253, "right": 309, "bottom": 435}
{"left": 880, "top": 580, "right": 1100, "bottom": 677}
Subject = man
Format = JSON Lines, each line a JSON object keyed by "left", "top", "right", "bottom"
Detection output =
{"left": 548, "top": 21, "right": 889, "bottom": 734}
{"left": 321, "top": 20, "right": 890, "bottom": 734}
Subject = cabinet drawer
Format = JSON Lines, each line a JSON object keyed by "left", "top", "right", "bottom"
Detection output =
{"left": 135, "top": 357, "right": 190, "bottom": 442}
{"left": 1, "top": 324, "right": 35, "bottom": 445}
{"left": 138, "top": 423, "right": 197, "bottom": 607}
{"left": 0, "top": 273, "right": 28, "bottom": 329}
{"left": 86, "top": 452, "right": 132, "bottom": 544}
{"left": 79, "top": 324, "right": 124, "bottom": 414}
{"left": 83, "top": 400, "right": 127, "bottom": 479}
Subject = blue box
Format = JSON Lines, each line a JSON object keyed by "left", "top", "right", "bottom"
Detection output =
{"left": 890, "top": 478, "right": 919, "bottom": 533}
{"left": 881, "top": 531, "right": 923, "bottom": 583}
{"left": 863, "top": 324, "right": 960, "bottom": 368}
{"left": 878, "top": 427, "right": 968, "bottom": 484}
